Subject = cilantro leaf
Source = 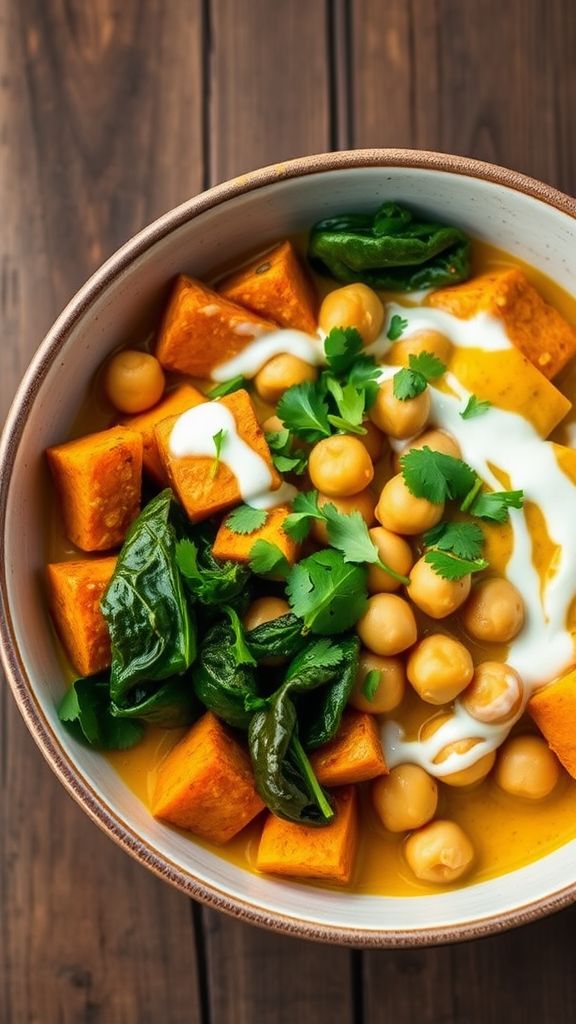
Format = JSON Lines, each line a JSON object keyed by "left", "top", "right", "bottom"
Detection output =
{"left": 423, "top": 521, "right": 484, "bottom": 561}
{"left": 469, "top": 489, "right": 524, "bottom": 523}
{"left": 401, "top": 446, "right": 477, "bottom": 504}
{"left": 284, "top": 638, "right": 345, "bottom": 684}
{"left": 393, "top": 351, "right": 446, "bottom": 401}
{"left": 387, "top": 314, "right": 408, "bottom": 341}
{"left": 277, "top": 381, "right": 332, "bottom": 442}
{"left": 283, "top": 490, "right": 325, "bottom": 542}
{"left": 362, "top": 669, "right": 381, "bottom": 702}
{"left": 322, "top": 503, "right": 410, "bottom": 584}
{"left": 460, "top": 394, "right": 492, "bottom": 420}
{"left": 324, "top": 326, "right": 364, "bottom": 375}
{"left": 224, "top": 505, "right": 268, "bottom": 535}
{"left": 211, "top": 429, "right": 227, "bottom": 478}
{"left": 346, "top": 356, "right": 381, "bottom": 408}
{"left": 223, "top": 606, "right": 257, "bottom": 666}
{"left": 59, "top": 677, "right": 144, "bottom": 750}
{"left": 424, "top": 549, "right": 488, "bottom": 580}
{"left": 265, "top": 429, "right": 308, "bottom": 476}
{"left": 325, "top": 378, "right": 367, "bottom": 434}
{"left": 207, "top": 375, "right": 246, "bottom": 399}
{"left": 286, "top": 549, "right": 368, "bottom": 635}
{"left": 409, "top": 351, "right": 446, "bottom": 380}
{"left": 249, "top": 539, "right": 290, "bottom": 578}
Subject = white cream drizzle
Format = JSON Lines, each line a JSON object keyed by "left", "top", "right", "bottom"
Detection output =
{"left": 211, "top": 329, "right": 324, "bottom": 381}
{"left": 366, "top": 302, "right": 514, "bottom": 360}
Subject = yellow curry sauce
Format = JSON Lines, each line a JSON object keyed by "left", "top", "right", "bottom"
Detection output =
{"left": 48, "top": 240, "right": 576, "bottom": 896}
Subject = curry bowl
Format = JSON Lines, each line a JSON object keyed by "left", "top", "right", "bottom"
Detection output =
{"left": 2, "top": 149, "right": 576, "bottom": 946}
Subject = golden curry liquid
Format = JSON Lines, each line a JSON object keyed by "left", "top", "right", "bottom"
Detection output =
{"left": 50, "top": 240, "right": 576, "bottom": 895}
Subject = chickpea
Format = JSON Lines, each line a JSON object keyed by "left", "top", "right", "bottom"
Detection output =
{"left": 312, "top": 489, "right": 376, "bottom": 545}
{"left": 243, "top": 596, "right": 291, "bottom": 632}
{"left": 461, "top": 662, "right": 524, "bottom": 724}
{"left": 319, "top": 283, "right": 384, "bottom": 344}
{"left": 254, "top": 354, "right": 317, "bottom": 404}
{"left": 376, "top": 474, "right": 444, "bottom": 536}
{"left": 349, "top": 650, "right": 406, "bottom": 713}
{"left": 408, "top": 556, "right": 471, "bottom": 618}
{"left": 357, "top": 420, "right": 385, "bottom": 462}
{"left": 369, "top": 379, "right": 431, "bottom": 440}
{"left": 404, "top": 820, "right": 474, "bottom": 884}
{"left": 395, "top": 429, "right": 461, "bottom": 472}
{"left": 461, "top": 577, "right": 525, "bottom": 643}
{"left": 389, "top": 329, "right": 453, "bottom": 367}
{"left": 373, "top": 765, "right": 438, "bottom": 833}
{"left": 309, "top": 435, "right": 374, "bottom": 498}
{"left": 407, "top": 635, "right": 474, "bottom": 705}
{"left": 356, "top": 593, "right": 417, "bottom": 656}
{"left": 104, "top": 350, "right": 165, "bottom": 414}
{"left": 420, "top": 714, "right": 496, "bottom": 787}
{"left": 367, "top": 527, "right": 414, "bottom": 594}
{"left": 495, "top": 735, "right": 560, "bottom": 800}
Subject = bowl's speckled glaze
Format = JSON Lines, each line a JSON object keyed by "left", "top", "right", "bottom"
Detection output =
{"left": 2, "top": 149, "right": 576, "bottom": 947}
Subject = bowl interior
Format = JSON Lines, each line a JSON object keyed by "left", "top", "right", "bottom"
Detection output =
{"left": 3, "top": 160, "right": 576, "bottom": 943}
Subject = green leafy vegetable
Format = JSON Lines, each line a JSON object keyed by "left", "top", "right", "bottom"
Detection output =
{"left": 276, "top": 381, "right": 331, "bottom": 443}
{"left": 224, "top": 505, "right": 268, "bottom": 535}
{"left": 283, "top": 490, "right": 325, "bottom": 542}
{"left": 265, "top": 429, "right": 308, "bottom": 475}
{"left": 223, "top": 606, "right": 257, "bottom": 666}
{"left": 299, "top": 634, "right": 360, "bottom": 749}
{"left": 245, "top": 613, "right": 307, "bottom": 661}
{"left": 393, "top": 351, "right": 446, "bottom": 401}
{"left": 424, "top": 549, "right": 488, "bottom": 580}
{"left": 469, "top": 489, "right": 524, "bottom": 523}
{"left": 211, "top": 428, "right": 227, "bottom": 478}
{"left": 423, "top": 520, "right": 485, "bottom": 561}
{"left": 308, "top": 201, "right": 471, "bottom": 291}
{"left": 401, "top": 447, "right": 477, "bottom": 504}
{"left": 322, "top": 502, "right": 410, "bottom": 583}
{"left": 325, "top": 378, "right": 367, "bottom": 434}
{"left": 175, "top": 530, "right": 250, "bottom": 608}
{"left": 387, "top": 314, "right": 408, "bottom": 341}
{"left": 323, "top": 326, "right": 364, "bottom": 375}
{"left": 249, "top": 540, "right": 290, "bottom": 579}
{"left": 191, "top": 621, "right": 257, "bottom": 729}
{"left": 460, "top": 394, "right": 492, "bottom": 419}
{"left": 286, "top": 549, "right": 368, "bottom": 634}
{"left": 207, "top": 375, "right": 246, "bottom": 399}
{"left": 362, "top": 669, "right": 381, "bottom": 703}
{"left": 101, "top": 490, "right": 196, "bottom": 703}
{"left": 59, "top": 677, "right": 144, "bottom": 749}
{"left": 111, "top": 676, "right": 200, "bottom": 728}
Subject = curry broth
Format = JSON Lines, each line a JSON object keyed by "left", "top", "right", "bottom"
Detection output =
{"left": 48, "top": 240, "right": 576, "bottom": 895}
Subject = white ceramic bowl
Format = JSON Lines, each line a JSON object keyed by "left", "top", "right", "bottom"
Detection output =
{"left": 2, "top": 150, "right": 576, "bottom": 947}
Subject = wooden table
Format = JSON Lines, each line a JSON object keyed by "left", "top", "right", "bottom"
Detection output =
{"left": 2, "top": 2, "right": 576, "bottom": 1020}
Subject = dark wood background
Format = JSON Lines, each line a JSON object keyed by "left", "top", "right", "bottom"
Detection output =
{"left": 2, "top": 2, "right": 576, "bottom": 1021}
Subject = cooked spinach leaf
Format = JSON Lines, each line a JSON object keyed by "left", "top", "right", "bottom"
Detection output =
{"left": 175, "top": 527, "right": 250, "bottom": 608}
{"left": 299, "top": 634, "right": 360, "bottom": 749}
{"left": 59, "top": 677, "right": 144, "bottom": 749}
{"left": 245, "top": 612, "right": 307, "bottom": 661}
{"left": 191, "top": 621, "right": 257, "bottom": 728}
{"left": 101, "top": 490, "right": 196, "bottom": 703}
{"left": 111, "top": 675, "right": 200, "bottom": 728}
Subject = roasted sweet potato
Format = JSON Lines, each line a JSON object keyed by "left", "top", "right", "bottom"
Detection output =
{"left": 212, "top": 504, "right": 298, "bottom": 566}
{"left": 122, "top": 383, "right": 205, "bottom": 483}
{"left": 152, "top": 712, "right": 265, "bottom": 843}
{"left": 219, "top": 241, "right": 318, "bottom": 335}
{"left": 155, "top": 275, "right": 275, "bottom": 377}
{"left": 529, "top": 669, "right": 576, "bottom": 779}
{"left": 46, "top": 557, "right": 116, "bottom": 677}
{"left": 429, "top": 270, "right": 576, "bottom": 380}
{"left": 154, "top": 389, "right": 280, "bottom": 521}
{"left": 47, "top": 426, "right": 142, "bottom": 551}
{"left": 310, "top": 710, "right": 388, "bottom": 786}
{"left": 256, "top": 786, "right": 358, "bottom": 885}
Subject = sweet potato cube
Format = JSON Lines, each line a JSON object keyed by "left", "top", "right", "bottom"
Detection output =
{"left": 47, "top": 426, "right": 142, "bottom": 552}
{"left": 310, "top": 710, "right": 388, "bottom": 786}
{"left": 429, "top": 270, "right": 576, "bottom": 379}
{"left": 256, "top": 787, "right": 358, "bottom": 885}
{"left": 219, "top": 241, "right": 318, "bottom": 335}
{"left": 155, "top": 275, "right": 275, "bottom": 377}
{"left": 122, "top": 384, "right": 206, "bottom": 483}
{"left": 529, "top": 669, "right": 576, "bottom": 779}
{"left": 152, "top": 712, "right": 264, "bottom": 843}
{"left": 46, "top": 557, "right": 116, "bottom": 677}
{"left": 212, "top": 504, "right": 299, "bottom": 565}
{"left": 154, "top": 389, "right": 280, "bottom": 521}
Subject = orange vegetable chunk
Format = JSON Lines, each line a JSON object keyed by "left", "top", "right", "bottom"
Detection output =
{"left": 212, "top": 504, "right": 299, "bottom": 566}
{"left": 155, "top": 275, "right": 275, "bottom": 377}
{"left": 122, "top": 383, "right": 206, "bottom": 483}
{"left": 219, "top": 241, "right": 318, "bottom": 335}
{"left": 47, "top": 426, "right": 142, "bottom": 551}
{"left": 154, "top": 389, "right": 280, "bottom": 521}
{"left": 152, "top": 712, "right": 265, "bottom": 844}
{"left": 529, "top": 668, "right": 576, "bottom": 779}
{"left": 310, "top": 709, "right": 388, "bottom": 786}
{"left": 256, "top": 786, "right": 359, "bottom": 885}
{"left": 429, "top": 269, "right": 576, "bottom": 379}
{"left": 46, "top": 557, "right": 116, "bottom": 677}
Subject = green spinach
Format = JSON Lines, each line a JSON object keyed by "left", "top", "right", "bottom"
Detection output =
{"left": 111, "top": 676, "right": 200, "bottom": 728}
{"left": 192, "top": 621, "right": 257, "bottom": 729}
{"left": 59, "top": 677, "right": 144, "bottom": 749}
{"left": 245, "top": 612, "right": 307, "bottom": 661}
{"left": 298, "top": 634, "right": 360, "bottom": 749}
{"left": 175, "top": 527, "right": 250, "bottom": 609}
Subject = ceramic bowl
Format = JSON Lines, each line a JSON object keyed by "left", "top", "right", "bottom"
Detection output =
{"left": 2, "top": 150, "right": 576, "bottom": 947}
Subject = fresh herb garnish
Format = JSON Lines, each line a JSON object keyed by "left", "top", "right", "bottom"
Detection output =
{"left": 460, "top": 394, "right": 492, "bottom": 419}
{"left": 387, "top": 314, "right": 408, "bottom": 341}
{"left": 211, "top": 428, "right": 227, "bottom": 478}
{"left": 59, "top": 677, "right": 145, "bottom": 750}
{"left": 265, "top": 429, "right": 308, "bottom": 475}
{"left": 322, "top": 502, "right": 410, "bottom": 583}
{"left": 469, "top": 489, "right": 524, "bottom": 523}
{"left": 324, "top": 326, "right": 364, "bottom": 374}
{"left": 283, "top": 490, "right": 326, "bottom": 542}
{"left": 286, "top": 548, "right": 368, "bottom": 635}
{"left": 249, "top": 539, "right": 290, "bottom": 578}
{"left": 362, "top": 669, "right": 381, "bottom": 703}
{"left": 424, "top": 549, "right": 488, "bottom": 581}
{"left": 276, "top": 381, "right": 331, "bottom": 442}
{"left": 175, "top": 527, "right": 249, "bottom": 607}
{"left": 325, "top": 377, "right": 367, "bottom": 434}
{"left": 207, "top": 375, "right": 246, "bottom": 399}
{"left": 423, "top": 520, "right": 485, "bottom": 561}
{"left": 401, "top": 446, "right": 477, "bottom": 504}
{"left": 393, "top": 352, "right": 446, "bottom": 401}
{"left": 223, "top": 606, "right": 257, "bottom": 666}
{"left": 224, "top": 505, "right": 268, "bottom": 535}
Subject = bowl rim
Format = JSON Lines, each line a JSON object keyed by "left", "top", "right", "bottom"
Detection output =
{"left": 2, "top": 147, "right": 576, "bottom": 948}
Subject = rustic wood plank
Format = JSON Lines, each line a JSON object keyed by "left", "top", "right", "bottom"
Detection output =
{"left": 0, "top": 2, "right": 206, "bottom": 1022}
